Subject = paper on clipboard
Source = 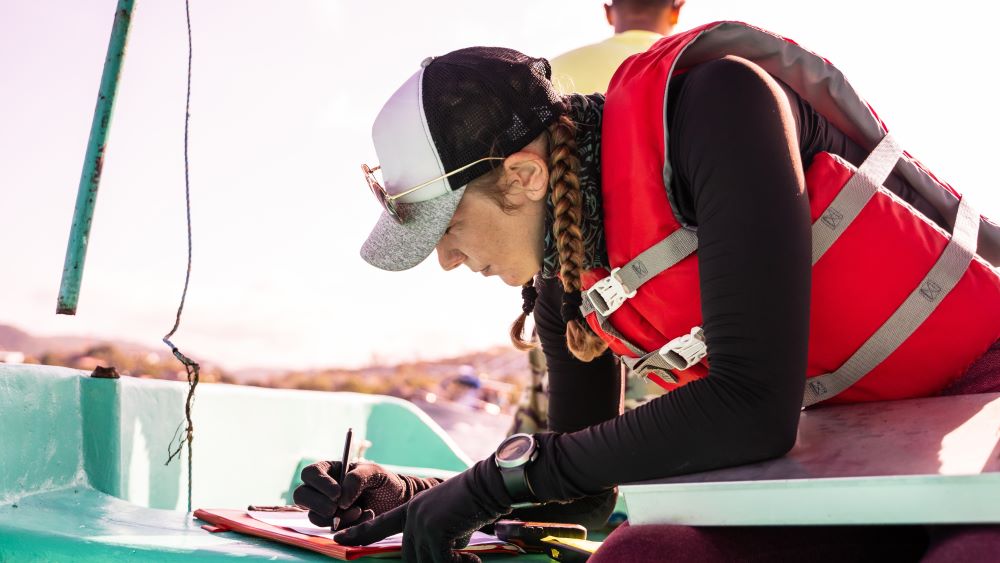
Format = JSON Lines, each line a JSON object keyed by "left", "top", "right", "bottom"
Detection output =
{"left": 195, "top": 508, "right": 522, "bottom": 560}
{"left": 248, "top": 510, "right": 508, "bottom": 548}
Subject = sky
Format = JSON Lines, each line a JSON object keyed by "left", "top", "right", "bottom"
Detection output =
{"left": 1, "top": 1, "right": 997, "bottom": 372}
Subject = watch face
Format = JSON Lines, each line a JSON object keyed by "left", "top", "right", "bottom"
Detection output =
{"left": 498, "top": 435, "right": 533, "bottom": 463}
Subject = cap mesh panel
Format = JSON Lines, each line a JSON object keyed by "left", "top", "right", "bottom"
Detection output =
{"left": 421, "top": 47, "right": 566, "bottom": 190}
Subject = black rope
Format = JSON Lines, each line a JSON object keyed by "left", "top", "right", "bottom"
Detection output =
{"left": 164, "top": 0, "right": 199, "bottom": 515}
{"left": 521, "top": 283, "right": 538, "bottom": 315}
{"left": 560, "top": 290, "right": 584, "bottom": 324}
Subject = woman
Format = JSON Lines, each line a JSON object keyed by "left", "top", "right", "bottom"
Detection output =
{"left": 294, "top": 22, "right": 1000, "bottom": 561}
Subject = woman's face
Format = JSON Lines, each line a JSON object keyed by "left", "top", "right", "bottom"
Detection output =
{"left": 434, "top": 150, "right": 549, "bottom": 287}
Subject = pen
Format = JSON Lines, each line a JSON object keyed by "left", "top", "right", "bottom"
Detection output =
{"left": 333, "top": 427, "right": 353, "bottom": 532}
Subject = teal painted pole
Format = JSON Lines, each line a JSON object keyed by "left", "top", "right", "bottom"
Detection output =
{"left": 57, "top": 0, "right": 136, "bottom": 315}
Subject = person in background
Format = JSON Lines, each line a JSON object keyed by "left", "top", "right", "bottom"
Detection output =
{"left": 549, "top": 0, "right": 685, "bottom": 95}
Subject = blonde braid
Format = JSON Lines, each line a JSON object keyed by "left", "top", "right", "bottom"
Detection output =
{"left": 548, "top": 114, "right": 609, "bottom": 362}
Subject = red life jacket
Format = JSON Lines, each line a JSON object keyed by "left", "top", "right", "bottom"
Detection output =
{"left": 582, "top": 21, "right": 1000, "bottom": 406}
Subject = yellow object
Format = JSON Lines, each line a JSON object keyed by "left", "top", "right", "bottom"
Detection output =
{"left": 542, "top": 535, "right": 603, "bottom": 561}
{"left": 549, "top": 30, "right": 664, "bottom": 94}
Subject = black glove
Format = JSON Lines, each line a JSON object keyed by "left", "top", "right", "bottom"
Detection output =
{"left": 334, "top": 456, "right": 513, "bottom": 562}
{"left": 292, "top": 460, "right": 442, "bottom": 530}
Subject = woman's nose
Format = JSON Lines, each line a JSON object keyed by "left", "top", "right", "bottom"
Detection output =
{"left": 436, "top": 246, "right": 465, "bottom": 271}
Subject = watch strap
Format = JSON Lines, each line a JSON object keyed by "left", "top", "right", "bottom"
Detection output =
{"left": 499, "top": 462, "right": 536, "bottom": 507}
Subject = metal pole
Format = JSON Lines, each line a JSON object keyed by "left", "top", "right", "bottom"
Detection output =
{"left": 57, "top": 0, "right": 136, "bottom": 315}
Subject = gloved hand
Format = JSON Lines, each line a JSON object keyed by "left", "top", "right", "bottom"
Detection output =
{"left": 292, "top": 460, "right": 442, "bottom": 530}
{"left": 335, "top": 457, "right": 513, "bottom": 562}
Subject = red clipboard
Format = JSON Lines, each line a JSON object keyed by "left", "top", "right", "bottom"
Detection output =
{"left": 194, "top": 508, "right": 522, "bottom": 560}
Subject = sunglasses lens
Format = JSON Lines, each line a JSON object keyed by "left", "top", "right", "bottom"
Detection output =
{"left": 364, "top": 166, "right": 402, "bottom": 223}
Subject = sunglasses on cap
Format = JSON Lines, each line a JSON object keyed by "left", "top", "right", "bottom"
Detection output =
{"left": 362, "top": 156, "right": 504, "bottom": 223}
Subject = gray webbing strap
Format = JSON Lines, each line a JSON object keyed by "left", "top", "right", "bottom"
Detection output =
{"left": 812, "top": 133, "right": 903, "bottom": 265}
{"left": 616, "top": 228, "right": 699, "bottom": 294}
{"left": 578, "top": 282, "right": 647, "bottom": 356}
{"left": 580, "top": 289, "right": 597, "bottom": 316}
{"left": 802, "top": 195, "right": 981, "bottom": 407}
{"left": 581, "top": 228, "right": 698, "bottom": 319}
{"left": 622, "top": 352, "right": 679, "bottom": 384}
{"left": 622, "top": 327, "right": 706, "bottom": 384}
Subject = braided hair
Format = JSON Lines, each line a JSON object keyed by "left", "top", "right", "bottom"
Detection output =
{"left": 509, "top": 282, "right": 538, "bottom": 351}
{"left": 545, "top": 113, "right": 609, "bottom": 361}
{"left": 508, "top": 113, "right": 609, "bottom": 361}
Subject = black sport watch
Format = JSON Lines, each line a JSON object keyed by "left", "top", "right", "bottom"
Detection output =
{"left": 495, "top": 433, "right": 539, "bottom": 509}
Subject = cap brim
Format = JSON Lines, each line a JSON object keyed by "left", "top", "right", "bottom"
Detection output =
{"left": 360, "top": 186, "right": 465, "bottom": 271}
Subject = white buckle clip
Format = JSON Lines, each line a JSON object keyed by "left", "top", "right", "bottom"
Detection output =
{"left": 585, "top": 267, "right": 637, "bottom": 317}
{"left": 658, "top": 327, "right": 707, "bottom": 371}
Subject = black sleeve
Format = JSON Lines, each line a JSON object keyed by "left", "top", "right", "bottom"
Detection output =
{"left": 508, "top": 276, "right": 622, "bottom": 528}
{"left": 534, "top": 276, "right": 621, "bottom": 434}
{"left": 524, "top": 56, "right": 812, "bottom": 502}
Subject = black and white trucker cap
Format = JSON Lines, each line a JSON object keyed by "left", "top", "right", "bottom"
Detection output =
{"left": 360, "top": 47, "right": 565, "bottom": 271}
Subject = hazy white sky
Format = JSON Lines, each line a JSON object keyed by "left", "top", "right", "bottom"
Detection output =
{"left": 1, "top": 1, "right": 997, "bottom": 371}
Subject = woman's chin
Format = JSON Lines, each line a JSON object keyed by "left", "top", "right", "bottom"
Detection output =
{"left": 500, "top": 271, "right": 534, "bottom": 287}
{"left": 499, "top": 274, "right": 519, "bottom": 287}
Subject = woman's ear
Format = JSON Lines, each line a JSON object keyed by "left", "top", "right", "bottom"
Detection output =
{"left": 669, "top": 0, "right": 685, "bottom": 25}
{"left": 502, "top": 151, "right": 549, "bottom": 202}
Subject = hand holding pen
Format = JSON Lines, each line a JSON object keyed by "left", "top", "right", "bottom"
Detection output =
{"left": 293, "top": 432, "right": 445, "bottom": 534}
{"left": 332, "top": 427, "right": 353, "bottom": 531}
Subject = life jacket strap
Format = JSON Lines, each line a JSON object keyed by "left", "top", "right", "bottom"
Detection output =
{"left": 803, "top": 193, "right": 981, "bottom": 407}
{"left": 582, "top": 228, "right": 699, "bottom": 318}
{"left": 622, "top": 327, "right": 707, "bottom": 383}
{"left": 812, "top": 133, "right": 903, "bottom": 265}
{"left": 588, "top": 304, "right": 647, "bottom": 357}
{"left": 583, "top": 268, "right": 636, "bottom": 319}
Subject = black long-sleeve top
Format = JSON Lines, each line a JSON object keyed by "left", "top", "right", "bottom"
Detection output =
{"left": 522, "top": 56, "right": 941, "bottom": 509}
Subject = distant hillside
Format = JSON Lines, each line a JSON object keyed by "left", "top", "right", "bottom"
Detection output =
{"left": 232, "top": 345, "right": 531, "bottom": 385}
{"left": 0, "top": 322, "right": 232, "bottom": 383}
{"left": 0, "top": 323, "right": 159, "bottom": 357}
{"left": 0, "top": 322, "right": 531, "bottom": 398}
{"left": 0, "top": 325, "right": 31, "bottom": 353}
